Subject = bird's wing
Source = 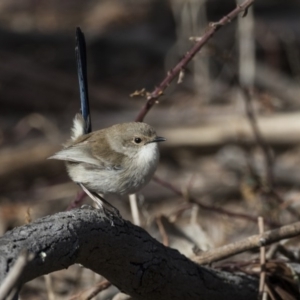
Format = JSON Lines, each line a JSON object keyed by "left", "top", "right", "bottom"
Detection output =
{"left": 48, "top": 143, "right": 122, "bottom": 170}
{"left": 48, "top": 144, "right": 98, "bottom": 165}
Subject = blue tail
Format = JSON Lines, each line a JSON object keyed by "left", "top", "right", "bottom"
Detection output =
{"left": 75, "top": 27, "right": 92, "bottom": 134}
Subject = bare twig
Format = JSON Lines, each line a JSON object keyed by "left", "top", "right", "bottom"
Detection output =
{"left": 207, "top": 38, "right": 300, "bottom": 218}
{"left": 67, "top": 190, "right": 87, "bottom": 210}
{"left": 44, "top": 274, "right": 55, "bottom": 300}
{"left": 264, "top": 284, "right": 276, "bottom": 300}
{"left": 241, "top": 87, "right": 274, "bottom": 189}
{"left": 135, "top": 0, "right": 255, "bottom": 122}
{"left": 129, "top": 194, "right": 141, "bottom": 226}
{"left": 276, "top": 244, "right": 299, "bottom": 262}
{"left": 193, "top": 221, "right": 300, "bottom": 265}
{"left": 241, "top": 87, "right": 300, "bottom": 219}
{"left": 69, "top": 279, "right": 111, "bottom": 300}
{"left": 0, "top": 250, "right": 34, "bottom": 300}
{"left": 269, "top": 190, "right": 300, "bottom": 219}
{"left": 153, "top": 176, "right": 279, "bottom": 228}
{"left": 156, "top": 216, "right": 169, "bottom": 247}
{"left": 169, "top": 204, "right": 194, "bottom": 223}
{"left": 258, "top": 217, "right": 267, "bottom": 300}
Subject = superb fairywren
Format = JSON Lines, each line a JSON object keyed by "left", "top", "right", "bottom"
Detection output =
{"left": 49, "top": 27, "right": 165, "bottom": 216}
{"left": 49, "top": 115, "right": 165, "bottom": 213}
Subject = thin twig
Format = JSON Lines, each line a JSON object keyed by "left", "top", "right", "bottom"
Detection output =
{"left": 276, "top": 244, "right": 299, "bottom": 262}
{"left": 129, "top": 194, "right": 141, "bottom": 226}
{"left": 209, "top": 40, "right": 300, "bottom": 219}
{"left": 153, "top": 175, "right": 279, "bottom": 228}
{"left": 258, "top": 217, "right": 267, "bottom": 300}
{"left": 241, "top": 87, "right": 274, "bottom": 189}
{"left": 169, "top": 203, "right": 194, "bottom": 223}
{"left": 269, "top": 190, "right": 300, "bottom": 219}
{"left": 156, "top": 216, "right": 169, "bottom": 247}
{"left": 69, "top": 279, "right": 111, "bottom": 300}
{"left": 44, "top": 274, "right": 55, "bottom": 300}
{"left": 193, "top": 221, "right": 300, "bottom": 265}
{"left": 241, "top": 87, "right": 300, "bottom": 219}
{"left": 264, "top": 283, "right": 276, "bottom": 300}
{"left": 67, "top": 190, "right": 87, "bottom": 211}
{"left": 135, "top": 0, "right": 255, "bottom": 122}
{"left": 0, "top": 250, "right": 34, "bottom": 300}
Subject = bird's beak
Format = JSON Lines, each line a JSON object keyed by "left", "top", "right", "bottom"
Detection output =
{"left": 148, "top": 136, "right": 166, "bottom": 144}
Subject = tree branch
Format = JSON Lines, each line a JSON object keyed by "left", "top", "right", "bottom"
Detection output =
{"left": 194, "top": 221, "right": 300, "bottom": 265}
{"left": 135, "top": 0, "right": 254, "bottom": 122}
{"left": 0, "top": 209, "right": 258, "bottom": 300}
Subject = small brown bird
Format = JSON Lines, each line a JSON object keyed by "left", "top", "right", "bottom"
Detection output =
{"left": 49, "top": 115, "right": 166, "bottom": 214}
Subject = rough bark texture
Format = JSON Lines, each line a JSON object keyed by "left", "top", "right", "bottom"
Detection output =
{"left": 0, "top": 208, "right": 258, "bottom": 299}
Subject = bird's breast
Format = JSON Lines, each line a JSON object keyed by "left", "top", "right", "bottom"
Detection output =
{"left": 125, "top": 143, "right": 159, "bottom": 191}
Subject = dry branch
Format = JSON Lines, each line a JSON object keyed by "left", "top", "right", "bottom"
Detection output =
{"left": 0, "top": 209, "right": 258, "bottom": 300}
{"left": 0, "top": 250, "right": 33, "bottom": 300}
{"left": 257, "top": 217, "right": 267, "bottom": 300}
{"left": 194, "top": 221, "right": 300, "bottom": 265}
{"left": 241, "top": 87, "right": 274, "bottom": 189}
{"left": 69, "top": 279, "right": 111, "bottom": 300}
{"left": 135, "top": 0, "right": 255, "bottom": 122}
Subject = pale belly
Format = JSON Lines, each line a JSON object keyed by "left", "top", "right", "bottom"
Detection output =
{"left": 67, "top": 164, "right": 156, "bottom": 195}
{"left": 66, "top": 144, "right": 159, "bottom": 195}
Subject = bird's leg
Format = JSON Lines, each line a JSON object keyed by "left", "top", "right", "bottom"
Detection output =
{"left": 79, "top": 183, "right": 121, "bottom": 219}
{"left": 79, "top": 183, "right": 104, "bottom": 209}
{"left": 95, "top": 193, "right": 121, "bottom": 218}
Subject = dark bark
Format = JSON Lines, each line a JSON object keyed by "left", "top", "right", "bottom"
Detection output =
{"left": 0, "top": 208, "right": 258, "bottom": 300}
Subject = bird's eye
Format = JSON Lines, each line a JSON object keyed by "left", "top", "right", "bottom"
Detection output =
{"left": 134, "top": 137, "right": 142, "bottom": 144}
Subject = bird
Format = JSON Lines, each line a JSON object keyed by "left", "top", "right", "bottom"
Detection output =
{"left": 48, "top": 114, "right": 166, "bottom": 216}
{"left": 48, "top": 27, "right": 165, "bottom": 218}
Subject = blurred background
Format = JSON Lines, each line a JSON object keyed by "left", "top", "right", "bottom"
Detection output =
{"left": 1, "top": 0, "right": 300, "bottom": 299}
